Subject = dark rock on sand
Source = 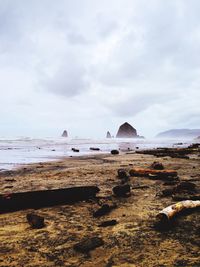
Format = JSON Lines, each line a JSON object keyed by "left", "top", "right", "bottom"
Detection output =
{"left": 150, "top": 161, "right": 164, "bottom": 170}
{"left": 161, "top": 181, "right": 197, "bottom": 198}
{"left": 90, "top": 147, "right": 100, "bottom": 151}
{"left": 26, "top": 213, "right": 45, "bottom": 229}
{"left": 117, "top": 169, "right": 129, "bottom": 184}
{"left": 74, "top": 237, "right": 104, "bottom": 253}
{"left": 72, "top": 148, "right": 79, "bottom": 152}
{"left": 111, "top": 150, "right": 119, "bottom": 155}
{"left": 188, "top": 143, "right": 200, "bottom": 149}
{"left": 175, "top": 181, "right": 197, "bottom": 193}
{"left": 106, "top": 131, "right": 111, "bottom": 138}
{"left": 113, "top": 184, "right": 131, "bottom": 197}
{"left": 160, "top": 188, "right": 174, "bottom": 197}
{"left": 117, "top": 169, "right": 129, "bottom": 179}
{"left": 93, "top": 204, "right": 113, "bottom": 217}
{"left": 61, "top": 130, "right": 68, "bottom": 137}
{"left": 99, "top": 220, "right": 118, "bottom": 227}
{"left": 116, "top": 122, "right": 137, "bottom": 138}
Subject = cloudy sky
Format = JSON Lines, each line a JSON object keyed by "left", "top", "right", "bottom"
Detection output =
{"left": 0, "top": 0, "right": 200, "bottom": 138}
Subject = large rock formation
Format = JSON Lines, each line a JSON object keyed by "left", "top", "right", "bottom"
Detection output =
{"left": 106, "top": 131, "right": 111, "bottom": 138}
{"left": 61, "top": 130, "right": 68, "bottom": 137}
{"left": 156, "top": 129, "right": 200, "bottom": 139}
{"left": 116, "top": 122, "right": 137, "bottom": 138}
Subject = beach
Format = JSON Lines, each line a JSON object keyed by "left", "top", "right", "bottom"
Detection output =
{"left": 0, "top": 147, "right": 200, "bottom": 267}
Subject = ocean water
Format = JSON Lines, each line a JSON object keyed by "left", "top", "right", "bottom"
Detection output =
{"left": 0, "top": 137, "right": 193, "bottom": 170}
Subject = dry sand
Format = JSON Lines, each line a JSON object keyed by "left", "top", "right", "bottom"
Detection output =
{"left": 0, "top": 151, "right": 200, "bottom": 267}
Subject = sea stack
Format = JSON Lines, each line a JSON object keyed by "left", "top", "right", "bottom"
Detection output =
{"left": 106, "top": 131, "right": 111, "bottom": 138}
{"left": 62, "top": 130, "right": 68, "bottom": 137}
{"left": 116, "top": 122, "right": 137, "bottom": 138}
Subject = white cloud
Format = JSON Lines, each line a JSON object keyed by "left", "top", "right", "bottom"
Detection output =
{"left": 0, "top": 0, "right": 200, "bottom": 138}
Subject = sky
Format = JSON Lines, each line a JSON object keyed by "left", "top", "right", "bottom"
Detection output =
{"left": 0, "top": 0, "right": 200, "bottom": 138}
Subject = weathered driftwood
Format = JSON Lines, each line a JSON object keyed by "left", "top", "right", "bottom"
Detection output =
{"left": 0, "top": 186, "right": 100, "bottom": 213}
{"left": 157, "top": 200, "right": 200, "bottom": 224}
{"left": 129, "top": 168, "right": 177, "bottom": 179}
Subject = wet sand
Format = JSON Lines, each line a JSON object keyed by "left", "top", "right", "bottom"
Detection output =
{"left": 0, "top": 151, "right": 200, "bottom": 267}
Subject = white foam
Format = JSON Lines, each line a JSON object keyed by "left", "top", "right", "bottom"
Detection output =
{"left": 0, "top": 137, "right": 193, "bottom": 170}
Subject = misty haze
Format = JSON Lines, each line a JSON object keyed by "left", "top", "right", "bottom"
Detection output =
{"left": 0, "top": 1, "right": 200, "bottom": 267}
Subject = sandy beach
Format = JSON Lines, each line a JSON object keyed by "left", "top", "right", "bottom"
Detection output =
{"left": 0, "top": 149, "right": 200, "bottom": 267}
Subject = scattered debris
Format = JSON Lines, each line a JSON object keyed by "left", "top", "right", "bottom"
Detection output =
{"left": 136, "top": 147, "right": 198, "bottom": 159}
{"left": 188, "top": 143, "right": 200, "bottom": 149}
{"left": 26, "top": 213, "right": 45, "bottom": 229}
{"left": 74, "top": 237, "right": 104, "bottom": 253}
{"left": 129, "top": 168, "right": 178, "bottom": 180}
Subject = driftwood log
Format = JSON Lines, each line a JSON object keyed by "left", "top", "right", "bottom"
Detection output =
{"left": 157, "top": 200, "right": 200, "bottom": 225}
{"left": 129, "top": 168, "right": 177, "bottom": 179}
{"left": 0, "top": 186, "right": 100, "bottom": 213}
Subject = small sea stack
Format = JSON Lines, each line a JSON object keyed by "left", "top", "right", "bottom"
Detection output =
{"left": 62, "top": 130, "right": 68, "bottom": 137}
{"left": 106, "top": 131, "right": 111, "bottom": 138}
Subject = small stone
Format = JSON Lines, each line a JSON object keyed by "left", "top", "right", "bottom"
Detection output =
{"left": 151, "top": 161, "right": 164, "bottom": 170}
{"left": 117, "top": 169, "right": 129, "bottom": 179}
{"left": 99, "top": 220, "right": 117, "bottom": 227}
{"left": 73, "top": 237, "right": 104, "bottom": 253}
{"left": 113, "top": 184, "right": 131, "bottom": 197}
{"left": 93, "top": 204, "right": 113, "bottom": 217}
{"left": 26, "top": 213, "right": 45, "bottom": 229}
{"left": 175, "top": 181, "right": 196, "bottom": 193}
{"left": 72, "top": 148, "right": 79, "bottom": 152}
{"left": 111, "top": 150, "right": 119, "bottom": 155}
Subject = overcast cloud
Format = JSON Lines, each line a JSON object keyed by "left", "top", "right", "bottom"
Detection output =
{"left": 0, "top": 0, "right": 200, "bottom": 138}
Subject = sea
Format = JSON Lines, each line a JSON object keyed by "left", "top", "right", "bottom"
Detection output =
{"left": 0, "top": 137, "right": 194, "bottom": 171}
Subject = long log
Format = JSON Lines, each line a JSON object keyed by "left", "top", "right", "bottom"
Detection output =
{"left": 0, "top": 186, "right": 100, "bottom": 213}
{"left": 129, "top": 168, "right": 178, "bottom": 179}
{"left": 157, "top": 200, "right": 200, "bottom": 225}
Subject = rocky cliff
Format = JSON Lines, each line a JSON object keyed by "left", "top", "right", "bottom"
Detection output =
{"left": 116, "top": 122, "right": 138, "bottom": 138}
{"left": 156, "top": 129, "right": 200, "bottom": 139}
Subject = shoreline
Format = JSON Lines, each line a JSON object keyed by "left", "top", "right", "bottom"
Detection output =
{"left": 0, "top": 147, "right": 200, "bottom": 266}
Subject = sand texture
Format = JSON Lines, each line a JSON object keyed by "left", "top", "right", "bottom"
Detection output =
{"left": 0, "top": 151, "right": 200, "bottom": 267}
